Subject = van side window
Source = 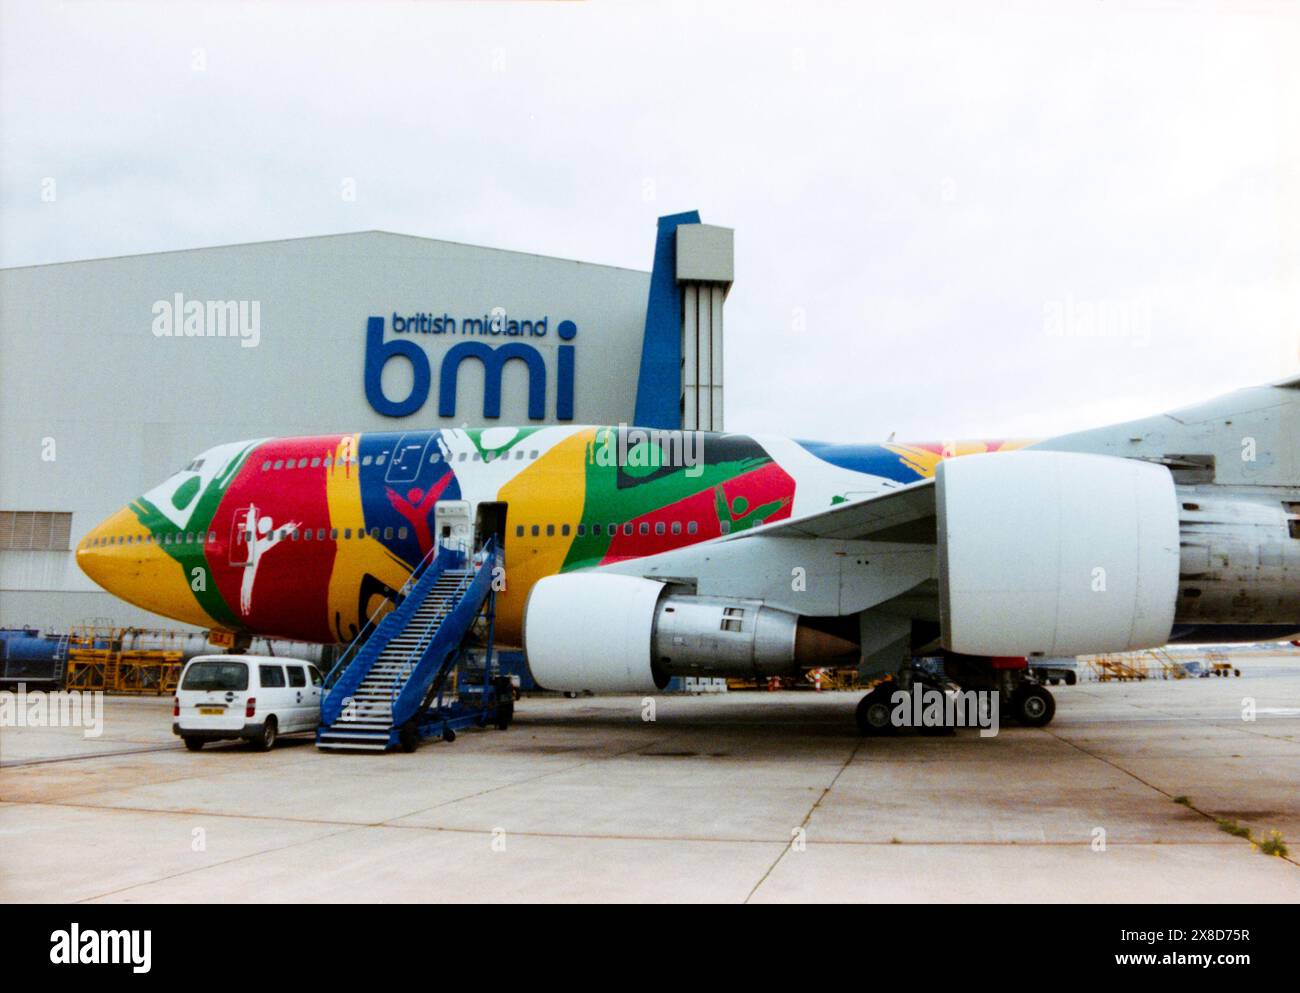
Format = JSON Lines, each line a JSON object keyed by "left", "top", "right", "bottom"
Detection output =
{"left": 286, "top": 666, "right": 306, "bottom": 688}
{"left": 259, "top": 665, "right": 286, "bottom": 688}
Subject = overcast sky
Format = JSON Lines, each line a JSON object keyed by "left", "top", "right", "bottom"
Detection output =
{"left": 3, "top": 0, "right": 1297, "bottom": 443}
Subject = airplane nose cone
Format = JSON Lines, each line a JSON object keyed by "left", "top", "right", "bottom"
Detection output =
{"left": 76, "top": 512, "right": 126, "bottom": 591}
{"left": 76, "top": 506, "right": 214, "bottom": 627}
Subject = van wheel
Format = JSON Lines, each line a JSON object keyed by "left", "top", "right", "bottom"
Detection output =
{"left": 183, "top": 736, "right": 204, "bottom": 752}
{"left": 253, "top": 717, "right": 278, "bottom": 752}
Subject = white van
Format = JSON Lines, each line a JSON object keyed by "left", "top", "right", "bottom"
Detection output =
{"left": 174, "top": 654, "right": 323, "bottom": 751}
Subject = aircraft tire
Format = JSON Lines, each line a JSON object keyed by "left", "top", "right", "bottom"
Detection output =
{"left": 1011, "top": 685, "right": 1055, "bottom": 728}
{"left": 855, "top": 686, "right": 897, "bottom": 737}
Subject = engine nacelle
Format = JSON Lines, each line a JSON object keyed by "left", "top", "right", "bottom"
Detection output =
{"left": 523, "top": 574, "right": 671, "bottom": 693}
{"left": 524, "top": 574, "right": 858, "bottom": 693}
{"left": 937, "top": 450, "right": 1180, "bottom": 656}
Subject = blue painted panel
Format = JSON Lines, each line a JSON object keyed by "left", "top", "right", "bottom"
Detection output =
{"left": 633, "top": 211, "right": 701, "bottom": 430}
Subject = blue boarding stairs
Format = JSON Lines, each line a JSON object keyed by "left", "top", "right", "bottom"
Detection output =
{"left": 316, "top": 537, "right": 512, "bottom": 752}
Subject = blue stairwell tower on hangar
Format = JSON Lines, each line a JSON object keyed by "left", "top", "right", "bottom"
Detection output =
{"left": 634, "top": 212, "right": 735, "bottom": 432}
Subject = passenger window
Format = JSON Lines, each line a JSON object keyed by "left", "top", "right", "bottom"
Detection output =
{"left": 623, "top": 524, "right": 633, "bottom": 536}
{"left": 316, "top": 529, "right": 326, "bottom": 541}
{"left": 323, "top": 456, "right": 332, "bottom": 467}
{"left": 308, "top": 666, "right": 322, "bottom": 687}
{"left": 362, "top": 455, "right": 373, "bottom": 466}
{"left": 593, "top": 523, "right": 602, "bottom": 536}
{"left": 311, "top": 457, "right": 321, "bottom": 468}
{"left": 261, "top": 460, "right": 271, "bottom": 471}
{"left": 472, "top": 453, "right": 482, "bottom": 462}
{"left": 397, "top": 526, "right": 408, "bottom": 540}
{"left": 515, "top": 525, "right": 524, "bottom": 537}
{"left": 370, "top": 527, "right": 380, "bottom": 539}
{"left": 304, "top": 529, "right": 313, "bottom": 541}
{"left": 208, "top": 530, "right": 216, "bottom": 543}
{"left": 331, "top": 528, "right": 339, "bottom": 540}
{"left": 258, "top": 665, "right": 286, "bottom": 688}
{"left": 577, "top": 524, "right": 585, "bottom": 537}
{"left": 672, "top": 522, "right": 682, "bottom": 535}
{"left": 639, "top": 523, "right": 649, "bottom": 536}
{"left": 287, "top": 666, "right": 306, "bottom": 688}
{"left": 298, "top": 458, "right": 309, "bottom": 469}
{"left": 273, "top": 460, "right": 283, "bottom": 470}
{"left": 376, "top": 453, "right": 387, "bottom": 465}
{"left": 429, "top": 452, "right": 441, "bottom": 463}
{"left": 529, "top": 450, "right": 539, "bottom": 459}
{"left": 655, "top": 522, "right": 665, "bottom": 536}
{"left": 344, "top": 528, "right": 352, "bottom": 540}
{"left": 546, "top": 524, "right": 555, "bottom": 537}
{"left": 720, "top": 521, "right": 732, "bottom": 534}
{"left": 531, "top": 525, "right": 539, "bottom": 537}
{"left": 291, "top": 530, "right": 299, "bottom": 541}
{"left": 515, "top": 450, "right": 524, "bottom": 460}
{"left": 457, "top": 452, "right": 467, "bottom": 462}
{"left": 688, "top": 522, "right": 699, "bottom": 535}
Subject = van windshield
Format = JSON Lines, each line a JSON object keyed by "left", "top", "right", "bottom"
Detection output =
{"left": 182, "top": 660, "right": 249, "bottom": 691}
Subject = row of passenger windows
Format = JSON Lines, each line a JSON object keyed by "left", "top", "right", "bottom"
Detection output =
{"left": 91, "top": 519, "right": 736, "bottom": 548}
{"left": 89, "top": 531, "right": 217, "bottom": 547}
{"left": 514, "top": 520, "right": 737, "bottom": 539}
{"left": 88, "top": 526, "right": 412, "bottom": 547}
{"left": 259, "top": 449, "right": 539, "bottom": 471}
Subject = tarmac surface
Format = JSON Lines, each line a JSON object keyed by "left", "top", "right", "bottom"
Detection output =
{"left": 2, "top": 654, "right": 1298, "bottom": 903}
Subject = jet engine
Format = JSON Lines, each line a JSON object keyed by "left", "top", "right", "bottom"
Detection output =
{"left": 937, "top": 450, "right": 1181, "bottom": 656}
{"left": 523, "top": 573, "right": 856, "bottom": 693}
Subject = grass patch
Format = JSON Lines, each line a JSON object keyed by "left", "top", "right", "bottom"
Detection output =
{"left": 1255, "top": 831, "right": 1289, "bottom": 858}
{"left": 1216, "top": 818, "right": 1252, "bottom": 839}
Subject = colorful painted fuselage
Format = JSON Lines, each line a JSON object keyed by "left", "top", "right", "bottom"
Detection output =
{"left": 76, "top": 426, "right": 1027, "bottom": 646}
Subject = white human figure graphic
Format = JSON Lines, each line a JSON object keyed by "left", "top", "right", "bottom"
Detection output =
{"left": 240, "top": 510, "right": 298, "bottom": 616}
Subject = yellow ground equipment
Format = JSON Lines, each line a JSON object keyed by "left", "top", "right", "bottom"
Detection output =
{"left": 63, "top": 625, "right": 183, "bottom": 695}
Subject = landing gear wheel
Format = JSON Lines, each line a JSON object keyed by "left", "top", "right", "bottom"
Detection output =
{"left": 253, "top": 716, "right": 277, "bottom": 752}
{"left": 1011, "top": 685, "right": 1055, "bottom": 727}
{"left": 183, "top": 736, "right": 204, "bottom": 752}
{"left": 399, "top": 722, "right": 420, "bottom": 753}
{"left": 855, "top": 686, "right": 897, "bottom": 736}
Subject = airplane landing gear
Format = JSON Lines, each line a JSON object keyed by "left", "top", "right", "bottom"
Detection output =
{"left": 855, "top": 685, "right": 897, "bottom": 736}
{"left": 1009, "top": 683, "right": 1055, "bottom": 727}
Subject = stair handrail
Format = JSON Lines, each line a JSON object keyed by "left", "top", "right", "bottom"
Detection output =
{"left": 385, "top": 542, "right": 482, "bottom": 698}
{"left": 386, "top": 537, "right": 497, "bottom": 726}
{"left": 322, "top": 539, "right": 442, "bottom": 691}
{"left": 319, "top": 542, "right": 468, "bottom": 726}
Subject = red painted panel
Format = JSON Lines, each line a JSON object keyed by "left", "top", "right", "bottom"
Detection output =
{"left": 209, "top": 437, "right": 343, "bottom": 642}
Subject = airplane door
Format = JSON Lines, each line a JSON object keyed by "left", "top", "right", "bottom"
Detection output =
{"left": 434, "top": 500, "right": 472, "bottom": 551}
{"left": 474, "top": 502, "right": 508, "bottom": 554}
{"left": 229, "top": 506, "right": 258, "bottom": 566}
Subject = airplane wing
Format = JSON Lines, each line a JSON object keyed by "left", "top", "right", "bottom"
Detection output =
{"left": 718, "top": 478, "right": 936, "bottom": 544}
{"left": 594, "top": 478, "right": 940, "bottom": 622}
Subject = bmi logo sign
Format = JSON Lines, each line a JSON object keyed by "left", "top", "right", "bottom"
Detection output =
{"left": 364, "top": 308, "right": 577, "bottom": 421}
